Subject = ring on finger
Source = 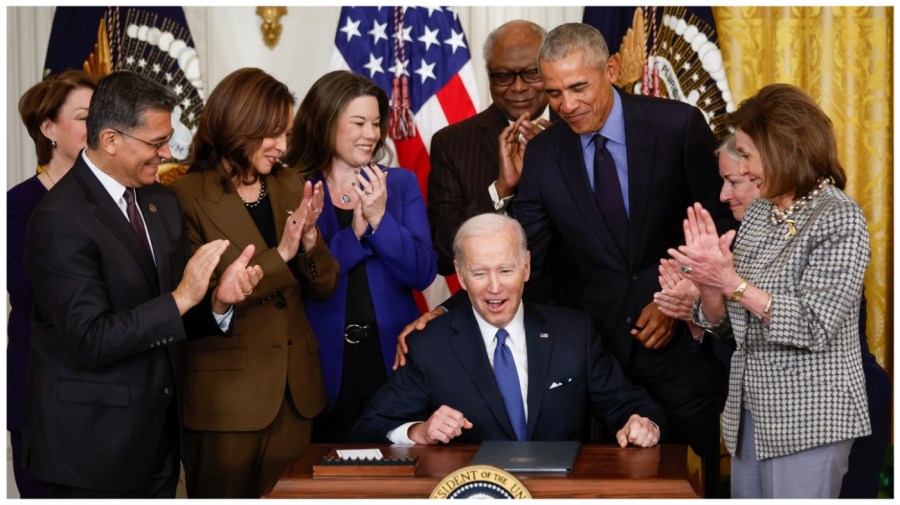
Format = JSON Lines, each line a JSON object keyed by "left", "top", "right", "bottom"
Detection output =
{"left": 365, "top": 190, "right": 373, "bottom": 195}
{"left": 243, "top": 289, "right": 253, "bottom": 296}
{"left": 680, "top": 265, "right": 693, "bottom": 274}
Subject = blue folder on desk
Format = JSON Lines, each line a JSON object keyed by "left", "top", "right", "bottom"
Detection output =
{"left": 470, "top": 441, "right": 581, "bottom": 472}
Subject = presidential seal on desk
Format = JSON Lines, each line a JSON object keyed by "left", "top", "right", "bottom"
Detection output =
{"left": 430, "top": 465, "right": 532, "bottom": 499}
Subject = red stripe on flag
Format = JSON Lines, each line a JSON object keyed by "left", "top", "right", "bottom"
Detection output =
{"left": 413, "top": 290, "right": 429, "bottom": 314}
{"left": 393, "top": 134, "right": 432, "bottom": 201}
{"left": 436, "top": 74, "right": 477, "bottom": 125}
{"left": 444, "top": 272, "right": 461, "bottom": 294}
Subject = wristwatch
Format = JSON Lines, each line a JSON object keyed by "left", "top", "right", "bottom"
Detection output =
{"left": 730, "top": 279, "right": 749, "bottom": 302}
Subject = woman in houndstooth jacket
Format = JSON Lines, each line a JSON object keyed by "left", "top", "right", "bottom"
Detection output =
{"left": 668, "top": 84, "right": 871, "bottom": 498}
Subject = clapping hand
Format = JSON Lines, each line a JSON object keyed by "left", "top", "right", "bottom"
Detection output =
{"left": 353, "top": 163, "right": 388, "bottom": 231}
{"left": 653, "top": 258, "right": 700, "bottom": 321}
{"left": 278, "top": 180, "right": 324, "bottom": 261}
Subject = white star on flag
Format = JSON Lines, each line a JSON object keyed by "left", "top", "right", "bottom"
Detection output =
{"left": 414, "top": 59, "right": 436, "bottom": 83}
{"left": 395, "top": 25, "right": 413, "bottom": 43}
{"left": 339, "top": 16, "right": 361, "bottom": 42}
{"left": 363, "top": 53, "right": 384, "bottom": 77}
{"left": 152, "top": 63, "right": 161, "bottom": 73}
{"left": 387, "top": 58, "right": 409, "bottom": 78}
{"left": 368, "top": 20, "right": 388, "bottom": 44}
{"left": 173, "top": 84, "right": 183, "bottom": 95}
{"left": 137, "top": 58, "right": 146, "bottom": 68}
{"left": 444, "top": 29, "right": 466, "bottom": 54}
{"left": 126, "top": 56, "right": 135, "bottom": 65}
{"left": 418, "top": 26, "right": 441, "bottom": 51}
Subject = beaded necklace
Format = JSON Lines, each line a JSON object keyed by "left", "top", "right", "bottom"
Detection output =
{"left": 241, "top": 177, "right": 267, "bottom": 208}
{"left": 770, "top": 176, "right": 831, "bottom": 238}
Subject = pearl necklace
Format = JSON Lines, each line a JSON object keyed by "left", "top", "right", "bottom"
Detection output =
{"left": 770, "top": 176, "right": 831, "bottom": 237}
{"left": 241, "top": 178, "right": 267, "bottom": 208}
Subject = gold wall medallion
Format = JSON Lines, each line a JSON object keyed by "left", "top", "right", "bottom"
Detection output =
{"left": 256, "top": 6, "right": 287, "bottom": 49}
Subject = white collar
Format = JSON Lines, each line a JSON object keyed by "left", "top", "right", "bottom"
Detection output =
{"left": 472, "top": 302, "right": 526, "bottom": 353}
{"left": 82, "top": 149, "right": 129, "bottom": 204}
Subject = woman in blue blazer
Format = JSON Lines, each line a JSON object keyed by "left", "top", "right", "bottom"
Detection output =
{"left": 284, "top": 70, "right": 437, "bottom": 441}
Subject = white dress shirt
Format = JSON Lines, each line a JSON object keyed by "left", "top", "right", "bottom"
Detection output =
{"left": 387, "top": 303, "right": 529, "bottom": 444}
{"left": 82, "top": 150, "right": 233, "bottom": 329}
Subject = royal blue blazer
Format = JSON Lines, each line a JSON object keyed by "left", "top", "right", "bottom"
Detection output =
{"left": 304, "top": 167, "right": 437, "bottom": 414}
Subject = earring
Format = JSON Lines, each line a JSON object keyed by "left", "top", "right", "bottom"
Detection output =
{"left": 51, "top": 140, "right": 57, "bottom": 148}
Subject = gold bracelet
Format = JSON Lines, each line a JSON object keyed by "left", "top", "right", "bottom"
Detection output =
{"left": 763, "top": 293, "right": 773, "bottom": 314}
{"left": 760, "top": 293, "right": 773, "bottom": 320}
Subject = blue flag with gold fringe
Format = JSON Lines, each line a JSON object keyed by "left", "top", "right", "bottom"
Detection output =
{"left": 584, "top": 6, "right": 733, "bottom": 138}
{"left": 44, "top": 6, "right": 204, "bottom": 171}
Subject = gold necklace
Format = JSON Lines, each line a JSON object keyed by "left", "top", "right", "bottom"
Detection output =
{"left": 43, "top": 169, "right": 56, "bottom": 187}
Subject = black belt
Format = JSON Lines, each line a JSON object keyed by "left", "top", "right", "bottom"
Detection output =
{"left": 344, "top": 324, "right": 378, "bottom": 344}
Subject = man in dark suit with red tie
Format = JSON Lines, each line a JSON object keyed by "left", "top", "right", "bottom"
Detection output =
{"left": 23, "top": 71, "right": 262, "bottom": 498}
{"left": 351, "top": 214, "right": 664, "bottom": 446}
{"left": 511, "top": 23, "right": 735, "bottom": 491}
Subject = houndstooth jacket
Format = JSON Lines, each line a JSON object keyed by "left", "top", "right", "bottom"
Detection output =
{"left": 694, "top": 184, "right": 871, "bottom": 460}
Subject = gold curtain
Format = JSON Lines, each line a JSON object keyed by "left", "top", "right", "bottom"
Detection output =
{"left": 713, "top": 7, "right": 893, "bottom": 376}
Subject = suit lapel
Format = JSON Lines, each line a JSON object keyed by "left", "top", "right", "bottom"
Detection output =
{"left": 620, "top": 91, "right": 656, "bottom": 270}
{"left": 523, "top": 304, "right": 551, "bottom": 440}
{"left": 136, "top": 187, "right": 170, "bottom": 293}
{"left": 557, "top": 125, "right": 628, "bottom": 267}
{"left": 198, "top": 169, "right": 269, "bottom": 252}
{"left": 75, "top": 160, "right": 159, "bottom": 292}
{"left": 448, "top": 305, "right": 517, "bottom": 440}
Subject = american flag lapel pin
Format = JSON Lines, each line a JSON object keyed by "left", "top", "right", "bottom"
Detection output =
{"left": 148, "top": 203, "right": 158, "bottom": 213}
{"left": 539, "top": 332, "right": 549, "bottom": 339}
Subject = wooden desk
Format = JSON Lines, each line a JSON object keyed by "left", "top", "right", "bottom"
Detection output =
{"left": 265, "top": 444, "right": 702, "bottom": 498}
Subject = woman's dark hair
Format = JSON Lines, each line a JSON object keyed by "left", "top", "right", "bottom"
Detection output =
{"left": 728, "top": 83, "right": 846, "bottom": 197}
{"left": 189, "top": 67, "right": 295, "bottom": 186}
{"left": 18, "top": 70, "right": 98, "bottom": 165}
{"left": 284, "top": 70, "right": 391, "bottom": 178}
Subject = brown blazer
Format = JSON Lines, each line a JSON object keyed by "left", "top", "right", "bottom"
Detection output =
{"left": 170, "top": 167, "right": 338, "bottom": 431}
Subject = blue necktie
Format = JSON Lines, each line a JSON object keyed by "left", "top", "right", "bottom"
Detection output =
{"left": 593, "top": 134, "right": 629, "bottom": 255}
{"left": 493, "top": 328, "right": 526, "bottom": 441}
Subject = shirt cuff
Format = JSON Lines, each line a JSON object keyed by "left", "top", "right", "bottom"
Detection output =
{"left": 213, "top": 305, "right": 234, "bottom": 332}
{"left": 387, "top": 421, "right": 420, "bottom": 444}
{"left": 488, "top": 181, "right": 514, "bottom": 213}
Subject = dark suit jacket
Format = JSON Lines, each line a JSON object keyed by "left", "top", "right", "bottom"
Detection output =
{"left": 170, "top": 167, "right": 339, "bottom": 431}
{"left": 428, "top": 104, "right": 582, "bottom": 306}
{"left": 428, "top": 104, "right": 509, "bottom": 274}
{"left": 513, "top": 89, "right": 735, "bottom": 392}
{"left": 349, "top": 300, "right": 666, "bottom": 443}
{"left": 22, "top": 156, "right": 220, "bottom": 491}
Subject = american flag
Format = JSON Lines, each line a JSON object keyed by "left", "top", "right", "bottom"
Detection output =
{"left": 331, "top": 6, "right": 480, "bottom": 310}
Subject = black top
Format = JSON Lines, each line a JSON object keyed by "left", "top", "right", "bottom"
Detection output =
{"left": 334, "top": 207, "right": 377, "bottom": 326}
{"left": 244, "top": 194, "right": 277, "bottom": 248}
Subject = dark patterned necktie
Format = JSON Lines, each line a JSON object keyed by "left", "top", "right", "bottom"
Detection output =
{"left": 123, "top": 187, "right": 152, "bottom": 256}
{"left": 493, "top": 328, "right": 526, "bottom": 440}
{"left": 593, "top": 134, "right": 629, "bottom": 255}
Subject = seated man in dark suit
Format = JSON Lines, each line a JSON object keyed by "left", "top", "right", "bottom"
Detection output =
{"left": 351, "top": 214, "right": 664, "bottom": 445}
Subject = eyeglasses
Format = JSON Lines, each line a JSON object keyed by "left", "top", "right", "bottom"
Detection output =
{"left": 113, "top": 129, "right": 174, "bottom": 152}
{"left": 488, "top": 68, "right": 542, "bottom": 87}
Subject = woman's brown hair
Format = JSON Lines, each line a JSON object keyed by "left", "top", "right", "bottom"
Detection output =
{"left": 189, "top": 67, "right": 295, "bottom": 186}
{"left": 18, "top": 70, "right": 98, "bottom": 165}
{"left": 284, "top": 70, "right": 391, "bottom": 178}
{"left": 728, "top": 83, "right": 846, "bottom": 198}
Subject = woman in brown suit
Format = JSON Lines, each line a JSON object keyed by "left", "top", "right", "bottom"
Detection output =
{"left": 170, "top": 68, "right": 338, "bottom": 498}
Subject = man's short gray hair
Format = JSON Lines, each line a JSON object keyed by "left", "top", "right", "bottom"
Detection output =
{"left": 453, "top": 213, "right": 528, "bottom": 265}
{"left": 539, "top": 22, "right": 609, "bottom": 70}
{"left": 482, "top": 20, "right": 548, "bottom": 64}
